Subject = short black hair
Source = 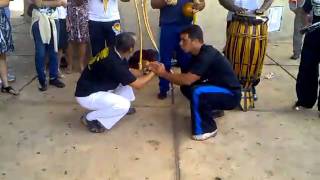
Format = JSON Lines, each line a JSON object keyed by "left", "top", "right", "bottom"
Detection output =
{"left": 115, "top": 32, "right": 136, "bottom": 53}
{"left": 180, "top": 25, "right": 204, "bottom": 43}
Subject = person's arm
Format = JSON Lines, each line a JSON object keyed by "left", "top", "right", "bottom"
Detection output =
{"left": 218, "top": 0, "right": 247, "bottom": 13}
{"left": 256, "top": 0, "right": 274, "bottom": 14}
{"left": 151, "top": 0, "right": 167, "bottom": 9}
{"left": 193, "top": 0, "right": 205, "bottom": 12}
{"left": 34, "top": 0, "right": 62, "bottom": 8}
{"left": 0, "top": 0, "right": 9, "bottom": 7}
{"left": 129, "top": 68, "right": 143, "bottom": 77}
{"left": 149, "top": 62, "right": 200, "bottom": 86}
{"left": 129, "top": 72, "right": 155, "bottom": 89}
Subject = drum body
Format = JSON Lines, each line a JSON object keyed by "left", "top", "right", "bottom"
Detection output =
{"left": 225, "top": 14, "right": 268, "bottom": 111}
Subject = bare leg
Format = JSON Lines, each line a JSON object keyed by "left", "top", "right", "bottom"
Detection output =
{"left": 66, "top": 41, "right": 74, "bottom": 74}
{"left": 0, "top": 53, "right": 9, "bottom": 87}
{"left": 57, "top": 49, "right": 64, "bottom": 78}
{"left": 78, "top": 42, "right": 87, "bottom": 72}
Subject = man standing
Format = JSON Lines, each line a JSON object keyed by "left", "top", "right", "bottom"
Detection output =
{"left": 289, "top": 0, "right": 307, "bottom": 60}
{"left": 218, "top": 0, "right": 273, "bottom": 101}
{"left": 294, "top": 0, "right": 320, "bottom": 116}
{"left": 151, "top": 0, "right": 205, "bottom": 99}
{"left": 150, "top": 25, "right": 241, "bottom": 141}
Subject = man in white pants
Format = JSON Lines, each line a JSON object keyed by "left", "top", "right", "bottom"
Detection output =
{"left": 75, "top": 32, "right": 155, "bottom": 133}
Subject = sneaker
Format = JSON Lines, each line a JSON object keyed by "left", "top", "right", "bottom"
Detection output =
{"left": 58, "top": 70, "right": 65, "bottom": 78}
{"left": 290, "top": 54, "right": 300, "bottom": 60}
{"left": 192, "top": 129, "right": 218, "bottom": 141}
{"left": 81, "top": 116, "right": 105, "bottom": 133}
{"left": 7, "top": 73, "right": 16, "bottom": 82}
{"left": 49, "top": 78, "right": 65, "bottom": 88}
{"left": 38, "top": 82, "right": 48, "bottom": 91}
{"left": 157, "top": 92, "right": 167, "bottom": 100}
{"left": 126, "top": 107, "right": 136, "bottom": 115}
{"left": 212, "top": 110, "right": 225, "bottom": 119}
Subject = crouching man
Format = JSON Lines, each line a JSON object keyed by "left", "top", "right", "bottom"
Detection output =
{"left": 75, "top": 32, "right": 155, "bottom": 133}
{"left": 149, "top": 25, "right": 241, "bottom": 141}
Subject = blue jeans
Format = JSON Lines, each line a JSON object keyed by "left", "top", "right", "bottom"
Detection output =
{"left": 32, "top": 20, "right": 59, "bottom": 85}
{"left": 159, "top": 24, "right": 191, "bottom": 94}
{"left": 4, "top": 7, "right": 10, "bottom": 19}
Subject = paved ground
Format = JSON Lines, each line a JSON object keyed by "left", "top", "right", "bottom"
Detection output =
{"left": 0, "top": 9, "right": 319, "bottom": 180}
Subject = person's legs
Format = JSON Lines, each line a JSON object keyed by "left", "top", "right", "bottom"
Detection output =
{"left": 296, "top": 45, "right": 319, "bottom": 109}
{"left": 104, "top": 20, "right": 121, "bottom": 48}
{"left": 190, "top": 85, "right": 240, "bottom": 140}
{"left": 158, "top": 25, "right": 176, "bottom": 98}
{"left": 89, "top": 20, "right": 106, "bottom": 56}
{"left": 77, "top": 91, "right": 131, "bottom": 130}
{"left": 292, "top": 9, "right": 305, "bottom": 59}
{"left": 32, "top": 22, "right": 47, "bottom": 88}
{"left": 66, "top": 41, "right": 74, "bottom": 73}
{"left": 78, "top": 42, "right": 87, "bottom": 72}
{"left": 0, "top": 53, "right": 9, "bottom": 88}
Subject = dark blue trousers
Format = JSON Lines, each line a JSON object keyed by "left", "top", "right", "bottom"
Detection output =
{"left": 181, "top": 85, "right": 241, "bottom": 135}
{"left": 159, "top": 24, "right": 191, "bottom": 94}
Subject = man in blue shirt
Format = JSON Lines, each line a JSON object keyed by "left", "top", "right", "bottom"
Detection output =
{"left": 151, "top": 0, "right": 205, "bottom": 99}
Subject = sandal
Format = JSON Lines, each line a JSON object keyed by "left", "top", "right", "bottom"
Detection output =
{"left": 81, "top": 116, "right": 105, "bottom": 133}
{"left": 1, "top": 86, "right": 19, "bottom": 96}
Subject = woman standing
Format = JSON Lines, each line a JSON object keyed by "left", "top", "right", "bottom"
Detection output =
{"left": 31, "top": 0, "right": 66, "bottom": 91}
{"left": 0, "top": 0, "right": 18, "bottom": 95}
{"left": 66, "top": 0, "right": 90, "bottom": 72}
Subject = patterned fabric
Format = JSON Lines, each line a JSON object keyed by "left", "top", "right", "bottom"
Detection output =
{"left": 67, "top": 0, "right": 90, "bottom": 42}
{"left": 0, "top": 8, "right": 14, "bottom": 53}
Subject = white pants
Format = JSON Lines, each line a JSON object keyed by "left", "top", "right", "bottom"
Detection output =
{"left": 76, "top": 85, "right": 135, "bottom": 129}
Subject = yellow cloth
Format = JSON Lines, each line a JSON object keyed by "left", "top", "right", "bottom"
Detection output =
{"left": 30, "top": 9, "right": 59, "bottom": 52}
{"left": 103, "top": 0, "right": 109, "bottom": 13}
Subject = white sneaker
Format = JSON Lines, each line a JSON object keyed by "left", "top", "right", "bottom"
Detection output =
{"left": 192, "top": 130, "right": 218, "bottom": 141}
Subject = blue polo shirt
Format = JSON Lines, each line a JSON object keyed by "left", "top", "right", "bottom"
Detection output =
{"left": 159, "top": 0, "right": 193, "bottom": 26}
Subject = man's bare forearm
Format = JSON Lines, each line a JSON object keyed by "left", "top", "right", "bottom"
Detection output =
{"left": 151, "top": 0, "right": 167, "bottom": 9}
{"left": 0, "top": 0, "right": 9, "bottom": 7}
{"left": 218, "top": 0, "right": 236, "bottom": 12}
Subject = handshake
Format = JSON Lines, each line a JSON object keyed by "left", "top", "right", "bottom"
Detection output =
{"left": 128, "top": 49, "right": 168, "bottom": 77}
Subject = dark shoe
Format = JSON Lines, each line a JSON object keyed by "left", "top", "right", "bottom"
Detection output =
{"left": 290, "top": 54, "right": 300, "bottom": 60}
{"left": 157, "top": 92, "right": 167, "bottom": 100}
{"left": 1, "top": 86, "right": 19, "bottom": 95}
{"left": 60, "top": 57, "right": 68, "bottom": 68}
{"left": 81, "top": 116, "right": 105, "bottom": 133}
{"left": 38, "top": 82, "right": 48, "bottom": 92}
{"left": 126, "top": 107, "right": 136, "bottom": 115}
{"left": 252, "top": 86, "right": 258, "bottom": 101}
{"left": 212, "top": 110, "right": 225, "bottom": 119}
{"left": 49, "top": 78, "right": 65, "bottom": 88}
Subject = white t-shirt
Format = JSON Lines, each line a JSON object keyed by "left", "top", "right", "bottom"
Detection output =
{"left": 88, "top": 0, "right": 120, "bottom": 22}
{"left": 57, "top": 6, "right": 67, "bottom": 19}
{"left": 227, "top": 0, "right": 263, "bottom": 21}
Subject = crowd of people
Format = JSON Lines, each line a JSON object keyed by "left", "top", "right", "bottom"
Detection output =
{"left": 0, "top": 0, "right": 319, "bottom": 141}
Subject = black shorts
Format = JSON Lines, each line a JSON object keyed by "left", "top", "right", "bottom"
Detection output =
{"left": 58, "top": 19, "right": 68, "bottom": 50}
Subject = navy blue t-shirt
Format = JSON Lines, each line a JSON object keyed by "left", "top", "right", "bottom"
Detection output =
{"left": 75, "top": 48, "right": 137, "bottom": 97}
{"left": 188, "top": 45, "right": 241, "bottom": 91}
{"left": 159, "top": 0, "right": 193, "bottom": 26}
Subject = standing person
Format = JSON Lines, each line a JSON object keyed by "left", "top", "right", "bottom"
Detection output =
{"left": 219, "top": 0, "right": 273, "bottom": 101}
{"left": 151, "top": 0, "right": 205, "bottom": 99}
{"left": 3, "top": 4, "right": 16, "bottom": 83}
{"left": 75, "top": 32, "right": 155, "bottom": 133}
{"left": 294, "top": 0, "right": 320, "bottom": 116}
{"left": 149, "top": 25, "right": 241, "bottom": 141}
{"left": 31, "top": 0, "right": 66, "bottom": 91}
{"left": 57, "top": 5, "right": 68, "bottom": 77}
{"left": 289, "top": 0, "right": 307, "bottom": 60}
{"left": 88, "top": 0, "right": 130, "bottom": 57}
{"left": 0, "top": 0, "right": 18, "bottom": 95}
{"left": 66, "top": 0, "right": 90, "bottom": 72}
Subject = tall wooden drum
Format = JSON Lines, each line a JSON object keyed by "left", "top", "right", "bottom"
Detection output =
{"left": 224, "top": 14, "right": 268, "bottom": 111}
